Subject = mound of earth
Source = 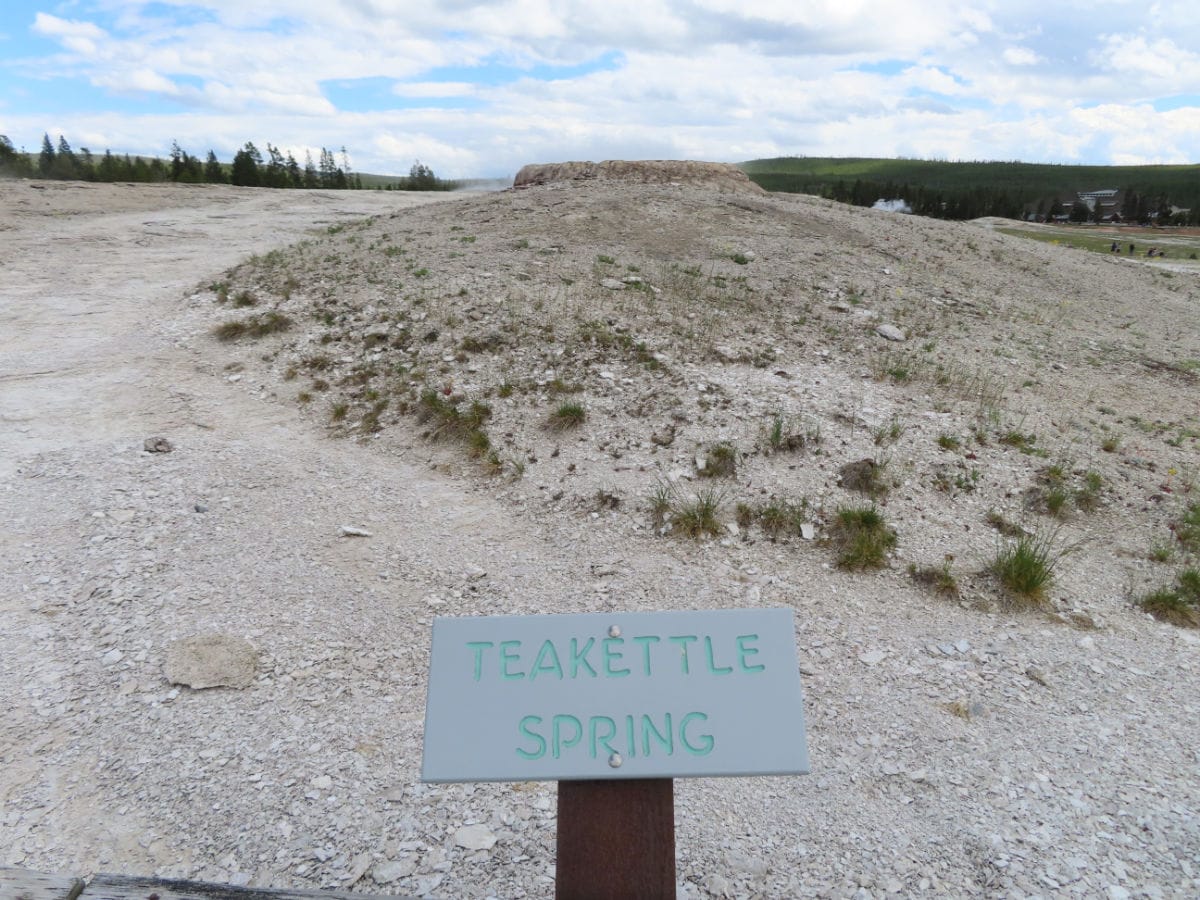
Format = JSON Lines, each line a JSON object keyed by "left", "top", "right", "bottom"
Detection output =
{"left": 5, "top": 176, "right": 1200, "bottom": 899}
{"left": 513, "top": 159, "right": 765, "bottom": 194}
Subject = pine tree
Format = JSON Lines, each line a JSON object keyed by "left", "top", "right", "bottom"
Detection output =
{"left": 38, "top": 133, "right": 56, "bottom": 176}
{"left": 231, "top": 142, "right": 262, "bottom": 186}
{"left": 204, "top": 150, "right": 225, "bottom": 183}
{"left": 285, "top": 151, "right": 302, "bottom": 188}
{"left": 51, "top": 135, "right": 80, "bottom": 180}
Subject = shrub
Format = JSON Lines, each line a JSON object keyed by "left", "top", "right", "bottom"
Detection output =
{"left": 829, "top": 505, "right": 896, "bottom": 569}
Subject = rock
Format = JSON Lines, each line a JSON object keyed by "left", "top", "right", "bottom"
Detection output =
{"left": 372, "top": 857, "right": 417, "bottom": 883}
{"left": 311, "top": 775, "right": 333, "bottom": 790}
{"left": 600, "top": 278, "right": 626, "bottom": 290}
{"left": 164, "top": 634, "right": 258, "bottom": 690}
{"left": 800, "top": 522, "right": 815, "bottom": 541}
{"left": 143, "top": 436, "right": 173, "bottom": 453}
{"left": 650, "top": 424, "right": 676, "bottom": 447}
{"left": 513, "top": 160, "right": 766, "bottom": 195}
{"left": 339, "top": 525, "right": 372, "bottom": 537}
{"left": 102, "top": 648, "right": 124, "bottom": 666}
{"left": 1025, "top": 666, "right": 1049, "bottom": 686}
{"left": 454, "top": 823, "right": 497, "bottom": 850}
{"left": 876, "top": 324, "right": 907, "bottom": 342}
{"left": 705, "top": 873, "right": 732, "bottom": 897}
{"left": 858, "top": 650, "right": 885, "bottom": 666}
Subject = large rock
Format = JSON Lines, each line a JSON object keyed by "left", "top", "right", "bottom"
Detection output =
{"left": 164, "top": 634, "right": 258, "bottom": 689}
{"left": 513, "top": 160, "right": 766, "bottom": 195}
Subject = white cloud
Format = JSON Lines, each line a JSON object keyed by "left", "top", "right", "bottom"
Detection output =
{"left": 7, "top": 1, "right": 1200, "bottom": 174}
{"left": 1002, "top": 46, "right": 1039, "bottom": 66}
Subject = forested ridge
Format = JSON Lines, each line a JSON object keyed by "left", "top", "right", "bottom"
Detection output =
{"left": 0, "top": 133, "right": 450, "bottom": 191}
{"left": 742, "top": 156, "right": 1200, "bottom": 224}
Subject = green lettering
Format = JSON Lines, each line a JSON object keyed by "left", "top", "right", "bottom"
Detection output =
{"left": 569, "top": 637, "right": 597, "bottom": 678}
{"left": 704, "top": 635, "right": 734, "bottom": 675}
{"left": 500, "top": 640, "right": 524, "bottom": 680}
{"left": 736, "top": 634, "right": 766, "bottom": 673}
{"left": 641, "top": 713, "right": 674, "bottom": 756}
{"left": 529, "top": 639, "right": 564, "bottom": 681}
{"left": 588, "top": 716, "right": 618, "bottom": 759}
{"left": 680, "top": 712, "right": 714, "bottom": 756}
{"left": 669, "top": 635, "right": 698, "bottom": 674}
{"left": 632, "top": 635, "right": 660, "bottom": 675}
{"left": 625, "top": 714, "right": 637, "bottom": 758}
{"left": 516, "top": 715, "right": 546, "bottom": 760}
{"left": 602, "top": 637, "right": 630, "bottom": 678}
{"left": 466, "top": 641, "right": 494, "bottom": 681}
{"left": 552, "top": 714, "right": 584, "bottom": 758}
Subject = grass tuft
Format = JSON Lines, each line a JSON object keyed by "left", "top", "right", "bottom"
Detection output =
{"left": 213, "top": 311, "right": 293, "bottom": 342}
{"left": 829, "top": 505, "right": 896, "bottom": 569}
{"left": 672, "top": 488, "right": 724, "bottom": 538}
{"left": 547, "top": 401, "right": 586, "bottom": 431}
{"left": 989, "top": 530, "right": 1063, "bottom": 605}
{"left": 698, "top": 442, "right": 738, "bottom": 478}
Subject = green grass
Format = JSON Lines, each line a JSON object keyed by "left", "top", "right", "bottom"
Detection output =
{"left": 763, "top": 413, "right": 819, "bottom": 454}
{"left": 547, "top": 401, "right": 586, "bottom": 431}
{"left": 989, "top": 530, "right": 1062, "bottom": 604}
{"left": 699, "top": 442, "right": 738, "bottom": 478}
{"left": 212, "top": 311, "right": 293, "bottom": 341}
{"left": 1177, "top": 502, "right": 1200, "bottom": 553}
{"left": 839, "top": 457, "right": 890, "bottom": 498}
{"left": 908, "top": 559, "right": 960, "bottom": 598}
{"left": 754, "top": 498, "right": 810, "bottom": 540}
{"left": 673, "top": 488, "right": 724, "bottom": 538}
{"left": 415, "top": 390, "right": 492, "bottom": 450}
{"left": 1137, "top": 568, "right": 1200, "bottom": 627}
{"left": 829, "top": 505, "right": 896, "bottom": 569}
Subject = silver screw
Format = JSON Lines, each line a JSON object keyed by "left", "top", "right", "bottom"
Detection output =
{"left": 608, "top": 624, "right": 621, "bottom": 638}
{"left": 608, "top": 753, "right": 623, "bottom": 768}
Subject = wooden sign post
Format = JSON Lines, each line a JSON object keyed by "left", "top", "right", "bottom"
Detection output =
{"left": 422, "top": 608, "right": 809, "bottom": 899}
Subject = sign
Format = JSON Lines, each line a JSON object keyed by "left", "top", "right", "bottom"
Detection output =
{"left": 421, "top": 607, "right": 809, "bottom": 783}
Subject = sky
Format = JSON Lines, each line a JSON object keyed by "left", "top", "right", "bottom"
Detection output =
{"left": 2, "top": 1, "right": 1199, "bottom": 178}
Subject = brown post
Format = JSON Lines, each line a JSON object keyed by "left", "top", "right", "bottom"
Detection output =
{"left": 555, "top": 778, "right": 676, "bottom": 899}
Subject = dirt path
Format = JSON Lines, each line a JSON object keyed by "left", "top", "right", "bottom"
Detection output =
{"left": 0, "top": 182, "right": 452, "bottom": 475}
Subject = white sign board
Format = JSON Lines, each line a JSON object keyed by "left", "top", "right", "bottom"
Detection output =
{"left": 422, "top": 607, "right": 809, "bottom": 782}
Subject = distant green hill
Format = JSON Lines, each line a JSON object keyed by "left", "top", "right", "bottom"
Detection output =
{"left": 740, "top": 157, "right": 1200, "bottom": 223}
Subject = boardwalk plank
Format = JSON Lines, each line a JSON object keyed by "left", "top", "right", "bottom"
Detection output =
{"left": 0, "top": 867, "right": 85, "bottom": 900}
{"left": 78, "top": 873, "right": 415, "bottom": 900}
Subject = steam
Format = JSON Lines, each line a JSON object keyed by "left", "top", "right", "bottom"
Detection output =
{"left": 872, "top": 198, "right": 912, "bottom": 214}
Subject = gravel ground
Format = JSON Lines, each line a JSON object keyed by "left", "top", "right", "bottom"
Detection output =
{"left": 2, "top": 173, "right": 1199, "bottom": 899}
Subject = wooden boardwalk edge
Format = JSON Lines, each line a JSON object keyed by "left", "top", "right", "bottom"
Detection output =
{"left": 0, "top": 868, "right": 417, "bottom": 900}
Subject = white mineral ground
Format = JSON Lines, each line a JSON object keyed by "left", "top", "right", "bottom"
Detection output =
{"left": 1, "top": 172, "right": 1198, "bottom": 898}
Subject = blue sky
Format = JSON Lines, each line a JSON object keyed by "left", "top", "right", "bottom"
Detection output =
{"left": 2, "top": 1, "right": 1199, "bottom": 177}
